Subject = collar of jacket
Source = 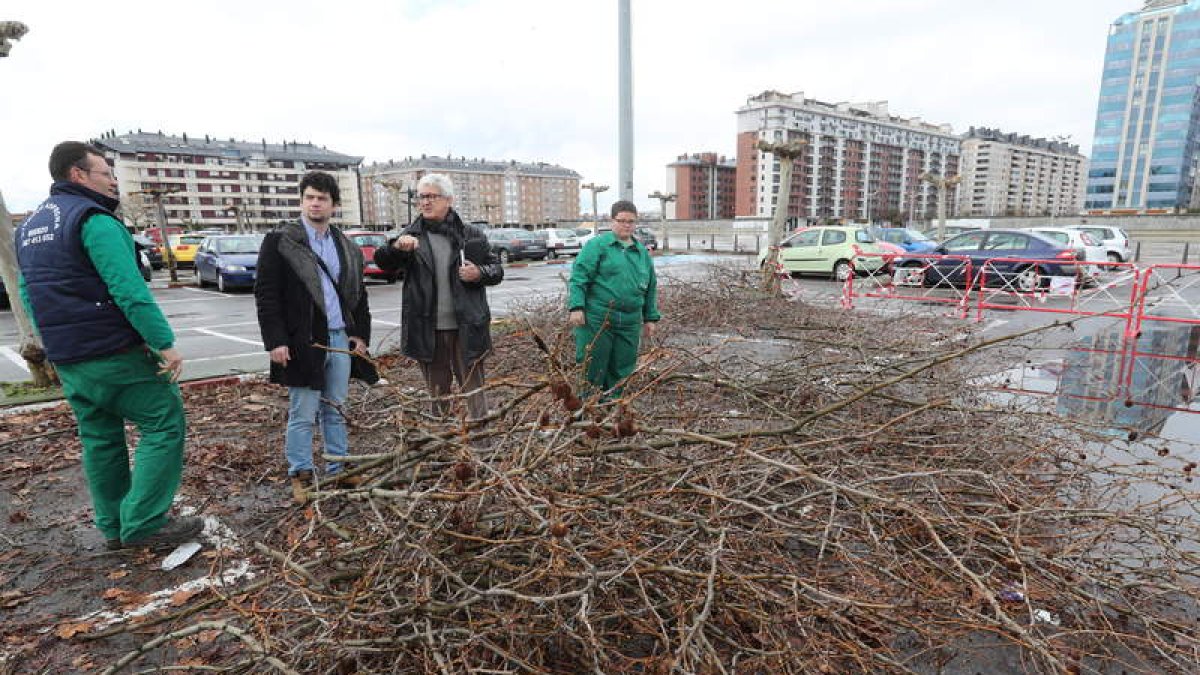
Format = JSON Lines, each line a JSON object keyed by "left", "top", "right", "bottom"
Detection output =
{"left": 599, "top": 231, "right": 644, "bottom": 252}
{"left": 406, "top": 207, "right": 466, "bottom": 271}
{"left": 275, "top": 220, "right": 362, "bottom": 328}
{"left": 407, "top": 208, "right": 466, "bottom": 238}
{"left": 49, "top": 181, "right": 120, "bottom": 213}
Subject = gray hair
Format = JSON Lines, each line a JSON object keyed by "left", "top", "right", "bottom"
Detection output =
{"left": 417, "top": 173, "right": 455, "bottom": 199}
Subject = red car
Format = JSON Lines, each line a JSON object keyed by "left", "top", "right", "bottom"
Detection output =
{"left": 344, "top": 230, "right": 397, "bottom": 283}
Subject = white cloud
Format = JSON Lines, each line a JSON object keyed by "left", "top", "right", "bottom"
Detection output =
{"left": 1, "top": 0, "right": 1132, "bottom": 215}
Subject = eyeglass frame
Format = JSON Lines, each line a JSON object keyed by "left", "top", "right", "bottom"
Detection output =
{"left": 73, "top": 163, "right": 116, "bottom": 180}
{"left": 416, "top": 192, "right": 446, "bottom": 202}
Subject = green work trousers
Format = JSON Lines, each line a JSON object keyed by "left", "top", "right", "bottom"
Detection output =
{"left": 575, "top": 307, "right": 643, "bottom": 399}
{"left": 57, "top": 347, "right": 186, "bottom": 543}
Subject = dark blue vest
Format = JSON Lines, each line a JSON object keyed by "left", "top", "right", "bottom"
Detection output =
{"left": 15, "top": 182, "right": 143, "bottom": 364}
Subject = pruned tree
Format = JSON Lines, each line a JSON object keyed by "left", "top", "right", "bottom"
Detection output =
{"left": 757, "top": 138, "right": 807, "bottom": 294}
{"left": 0, "top": 192, "right": 57, "bottom": 387}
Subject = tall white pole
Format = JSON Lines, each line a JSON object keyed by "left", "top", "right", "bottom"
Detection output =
{"left": 618, "top": 0, "right": 633, "bottom": 201}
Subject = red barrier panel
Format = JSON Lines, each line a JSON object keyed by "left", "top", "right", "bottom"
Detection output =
{"left": 975, "top": 258, "right": 1142, "bottom": 333}
{"left": 843, "top": 253, "right": 975, "bottom": 319}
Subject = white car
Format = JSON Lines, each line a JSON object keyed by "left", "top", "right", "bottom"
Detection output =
{"left": 536, "top": 228, "right": 583, "bottom": 259}
{"left": 574, "top": 226, "right": 599, "bottom": 247}
{"left": 1065, "top": 225, "right": 1133, "bottom": 265}
{"left": 1024, "top": 227, "right": 1106, "bottom": 277}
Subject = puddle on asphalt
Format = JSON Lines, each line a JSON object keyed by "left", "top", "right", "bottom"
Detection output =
{"left": 982, "top": 321, "right": 1200, "bottom": 445}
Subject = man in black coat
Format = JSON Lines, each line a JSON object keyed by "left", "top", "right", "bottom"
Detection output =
{"left": 255, "top": 171, "right": 375, "bottom": 504}
{"left": 373, "top": 173, "right": 502, "bottom": 420}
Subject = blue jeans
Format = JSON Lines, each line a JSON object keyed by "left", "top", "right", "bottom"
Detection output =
{"left": 285, "top": 329, "right": 350, "bottom": 476}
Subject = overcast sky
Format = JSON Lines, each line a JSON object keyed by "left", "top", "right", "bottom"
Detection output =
{"left": 1, "top": 0, "right": 1137, "bottom": 216}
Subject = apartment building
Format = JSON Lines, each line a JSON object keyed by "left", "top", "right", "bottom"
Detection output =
{"left": 664, "top": 153, "right": 736, "bottom": 219}
{"left": 1087, "top": 0, "right": 1200, "bottom": 212}
{"left": 735, "top": 90, "right": 961, "bottom": 224}
{"left": 361, "top": 156, "right": 581, "bottom": 227}
{"left": 957, "top": 127, "right": 1087, "bottom": 217}
{"left": 93, "top": 131, "right": 363, "bottom": 230}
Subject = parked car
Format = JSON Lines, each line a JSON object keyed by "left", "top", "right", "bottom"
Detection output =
{"left": 1023, "top": 227, "right": 1105, "bottom": 277}
{"left": 932, "top": 224, "right": 985, "bottom": 241}
{"left": 1065, "top": 225, "right": 1133, "bottom": 265}
{"left": 165, "top": 233, "right": 206, "bottom": 268}
{"left": 136, "top": 249, "right": 153, "bottom": 282}
{"left": 141, "top": 226, "right": 183, "bottom": 246}
{"left": 757, "top": 226, "right": 891, "bottom": 280}
{"left": 132, "top": 233, "right": 163, "bottom": 270}
{"left": 897, "top": 229, "right": 1082, "bottom": 291}
{"left": 485, "top": 228, "right": 548, "bottom": 263}
{"left": 344, "top": 230, "right": 397, "bottom": 283}
{"left": 193, "top": 234, "right": 265, "bottom": 292}
{"left": 633, "top": 226, "right": 659, "bottom": 251}
{"left": 870, "top": 227, "right": 938, "bottom": 253}
{"left": 574, "top": 226, "right": 599, "bottom": 247}
{"left": 533, "top": 228, "right": 582, "bottom": 259}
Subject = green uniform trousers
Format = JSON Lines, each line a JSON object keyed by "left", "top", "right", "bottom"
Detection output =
{"left": 57, "top": 347, "right": 186, "bottom": 543}
{"left": 575, "top": 306, "right": 643, "bottom": 399}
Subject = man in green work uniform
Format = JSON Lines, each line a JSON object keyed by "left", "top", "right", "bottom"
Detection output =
{"left": 568, "top": 200, "right": 661, "bottom": 398}
{"left": 15, "top": 141, "right": 198, "bottom": 550}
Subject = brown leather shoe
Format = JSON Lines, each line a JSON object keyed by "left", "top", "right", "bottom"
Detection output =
{"left": 291, "top": 470, "right": 313, "bottom": 505}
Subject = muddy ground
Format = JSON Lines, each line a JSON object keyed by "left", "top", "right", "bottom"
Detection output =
{"left": 0, "top": 376, "right": 324, "bottom": 672}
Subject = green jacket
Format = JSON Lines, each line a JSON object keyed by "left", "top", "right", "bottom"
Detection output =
{"left": 21, "top": 214, "right": 175, "bottom": 352}
{"left": 568, "top": 232, "right": 661, "bottom": 321}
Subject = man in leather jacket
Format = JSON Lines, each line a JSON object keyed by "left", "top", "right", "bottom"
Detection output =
{"left": 373, "top": 173, "right": 502, "bottom": 420}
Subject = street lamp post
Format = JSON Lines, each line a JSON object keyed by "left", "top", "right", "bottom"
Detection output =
{"left": 648, "top": 190, "right": 675, "bottom": 251}
{"left": 581, "top": 182, "right": 609, "bottom": 234}
{"left": 866, "top": 189, "right": 880, "bottom": 225}
{"left": 919, "top": 172, "right": 962, "bottom": 241}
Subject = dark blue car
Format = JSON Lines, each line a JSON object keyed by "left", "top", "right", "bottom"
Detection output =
{"left": 194, "top": 234, "right": 265, "bottom": 292}
{"left": 897, "top": 229, "right": 1082, "bottom": 291}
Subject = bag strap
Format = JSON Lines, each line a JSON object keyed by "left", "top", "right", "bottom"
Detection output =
{"left": 311, "top": 246, "right": 357, "bottom": 333}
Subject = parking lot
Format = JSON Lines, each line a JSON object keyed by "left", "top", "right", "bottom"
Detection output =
{"left": 0, "top": 254, "right": 729, "bottom": 383}
{"left": 4, "top": 246, "right": 1200, "bottom": 385}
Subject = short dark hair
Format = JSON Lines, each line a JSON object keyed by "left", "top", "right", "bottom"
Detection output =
{"left": 610, "top": 200, "right": 638, "bottom": 218}
{"left": 49, "top": 141, "right": 105, "bottom": 182}
{"left": 298, "top": 171, "right": 340, "bottom": 205}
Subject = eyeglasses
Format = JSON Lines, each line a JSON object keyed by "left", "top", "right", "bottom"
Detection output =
{"left": 75, "top": 164, "right": 115, "bottom": 180}
{"left": 613, "top": 218, "right": 637, "bottom": 225}
{"left": 417, "top": 193, "right": 445, "bottom": 202}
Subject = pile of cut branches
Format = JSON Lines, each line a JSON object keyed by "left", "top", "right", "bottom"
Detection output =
{"left": 98, "top": 268, "right": 1200, "bottom": 674}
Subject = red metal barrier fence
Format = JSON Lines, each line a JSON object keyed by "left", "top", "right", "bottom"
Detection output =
{"left": 836, "top": 254, "right": 1200, "bottom": 416}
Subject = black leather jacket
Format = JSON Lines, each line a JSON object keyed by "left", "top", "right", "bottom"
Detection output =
{"left": 373, "top": 209, "right": 503, "bottom": 364}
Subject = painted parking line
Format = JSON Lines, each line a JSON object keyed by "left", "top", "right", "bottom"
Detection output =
{"left": 0, "top": 346, "right": 29, "bottom": 373}
{"left": 190, "top": 328, "right": 263, "bottom": 347}
{"left": 65, "top": 509, "right": 253, "bottom": 632}
{"left": 188, "top": 351, "right": 264, "bottom": 364}
{"left": 181, "top": 286, "right": 233, "bottom": 298}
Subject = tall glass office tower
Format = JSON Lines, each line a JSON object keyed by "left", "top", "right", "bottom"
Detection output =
{"left": 1087, "top": 0, "right": 1200, "bottom": 211}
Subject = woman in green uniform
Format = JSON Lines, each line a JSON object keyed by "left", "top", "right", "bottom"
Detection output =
{"left": 567, "top": 200, "right": 661, "bottom": 399}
